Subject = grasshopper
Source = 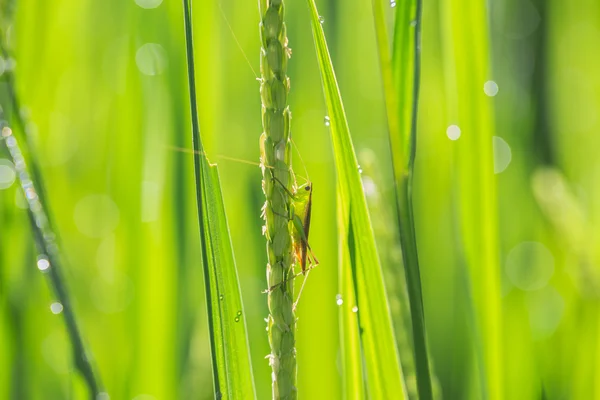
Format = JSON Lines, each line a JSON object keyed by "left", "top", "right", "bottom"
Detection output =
{"left": 288, "top": 180, "right": 319, "bottom": 276}
{"left": 170, "top": 145, "right": 319, "bottom": 288}
{"left": 268, "top": 175, "right": 319, "bottom": 308}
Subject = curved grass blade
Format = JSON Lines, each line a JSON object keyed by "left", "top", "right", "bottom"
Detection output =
{"left": 305, "top": 1, "right": 407, "bottom": 398}
{"left": 182, "top": 1, "right": 256, "bottom": 398}
{"left": 369, "top": 1, "right": 433, "bottom": 399}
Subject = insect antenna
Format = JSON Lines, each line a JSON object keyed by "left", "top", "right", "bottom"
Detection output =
{"left": 218, "top": 1, "right": 259, "bottom": 81}
{"left": 291, "top": 139, "right": 311, "bottom": 185}
{"left": 167, "top": 145, "right": 273, "bottom": 170}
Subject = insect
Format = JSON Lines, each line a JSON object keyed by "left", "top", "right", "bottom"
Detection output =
{"left": 170, "top": 146, "right": 319, "bottom": 307}
{"left": 269, "top": 175, "right": 319, "bottom": 308}
{"left": 169, "top": 145, "right": 319, "bottom": 281}
{"left": 288, "top": 180, "right": 319, "bottom": 276}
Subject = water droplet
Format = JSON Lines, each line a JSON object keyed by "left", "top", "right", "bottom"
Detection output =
{"left": 390, "top": 0, "right": 397, "bottom": 7}
{"left": 135, "top": 43, "right": 168, "bottom": 76}
{"left": 324, "top": 116, "right": 330, "bottom": 126}
{"left": 237, "top": 311, "right": 242, "bottom": 316}
{"left": 219, "top": 294, "right": 224, "bottom": 300}
{"left": 446, "top": 124, "right": 461, "bottom": 141}
{"left": 352, "top": 306, "right": 358, "bottom": 313}
{"left": 235, "top": 317, "right": 240, "bottom": 322}
{"left": 484, "top": 80, "right": 499, "bottom": 97}
{"left": 335, "top": 294, "right": 343, "bottom": 306}
{"left": 410, "top": 19, "right": 417, "bottom": 27}
{"left": 1, "top": 126, "right": 12, "bottom": 137}
{"left": 357, "top": 164, "right": 363, "bottom": 174}
{"left": 25, "top": 187, "right": 37, "bottom": 200}
{"left": 493, "top": 136, "right": 512, "bottom": 174}
{"left": 134, "top": 0, "right": 163, "bottom": 9}
{"left": 50, "top": 302, "right": 64, "bottom": 314}
{"left": 37, "top": 257, "right": 50, "bottom": 271}
{"left": 319, "top": 16, "right": 325, "bottom": 24}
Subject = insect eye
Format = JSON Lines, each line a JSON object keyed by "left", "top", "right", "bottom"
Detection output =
{"left": 305, "top": 185, "right": 311, "bottom": 191}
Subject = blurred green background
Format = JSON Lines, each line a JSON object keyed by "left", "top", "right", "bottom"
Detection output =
{"left": 1, "top": 0, "right": 599, "bottom": 398}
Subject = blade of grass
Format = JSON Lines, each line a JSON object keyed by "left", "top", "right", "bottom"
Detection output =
{"left": 369, "top": 1, "right": 433, "bottom": 399}
{"left": 182, "top": 1, "right": 256, "bottom": 398}
{"left": 440, "top": 1, "right": 502, "bottom": 398}
{"left": 305, "top": 2, "right": 407, "bottom": 398}
{"left": 0, "top": 126, "right": 102, "bottom": 398}
{"left": 1, "top": 29, "right": 102, "bottom": 396}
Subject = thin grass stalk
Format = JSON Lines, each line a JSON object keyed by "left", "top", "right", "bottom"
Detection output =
{"left": 257, "top": 0, "right": 297, "bottom": 398}
{"left": 0, "top": 23, "right": 101, "bottom": 396}
{"left": 370, "top": 0, "right": 432, "bottom": 398}
{"left": 181, "top": 0, "right": 222, "bottom": 395}
{"left": 0, "top": 126, "right": 101, "bottom": 398}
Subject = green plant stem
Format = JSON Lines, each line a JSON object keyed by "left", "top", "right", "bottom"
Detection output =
{"left": 1, "top": 128, "right": 101, "bottom": 399}
{"left": 258, "top": 0, "right": 297, "bottom": 398}
{"left": 0, "top": 30, "right": 101, "bottom": 397}
{"left": 370, "top": 0, "right": 432, "bottom": 399}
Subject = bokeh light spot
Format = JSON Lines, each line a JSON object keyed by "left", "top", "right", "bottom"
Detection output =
{"left": 446, "top": 124, "right": 461, "bottom": 140}
{"left": 134, "top": 0, "right": 162, "bottom": 9}
{"left": 0, "top": 159, "right": 16, "bottom": 189}
{"left": 506, "top": 241, "right": 554, "bottom": 291}
{"left": 136, "top": 43, "right": 167, "bottom": 76}
{"left": 74, "top": 194, "right": 120, "bottom": 238}
{"left": 493, "top": 136, "right": 512, "bottom": 173}
{"left": 90, "top": 272, "right": 134, "bottom": 314}
{"left": 42, "top": 329, "right": 70, "bottom": 374}
{"left": 484, "top": 80, "right": 499, "bottom": 96}
{"left": 528, "top": 286, "right": 564, "bottom": 339}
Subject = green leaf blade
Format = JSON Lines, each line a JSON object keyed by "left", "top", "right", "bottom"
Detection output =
{"left": 370, "top": 0, "right": 434, "bottom": 399}
{"left": 306, "top": 1, "right": 408, "bottom": 398}
{"left": 200, "top": 160, "right": 257, "bottom": 399}
{"left": 182, "top": 1, "right": 256, "bottom": 398}
{"left": 441, "top": 1, "right": 502, "bottom": 398}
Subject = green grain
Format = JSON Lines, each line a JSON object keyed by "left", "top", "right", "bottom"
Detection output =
{"left": 258, "top": 0, "right": 297, "bottom": 398}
